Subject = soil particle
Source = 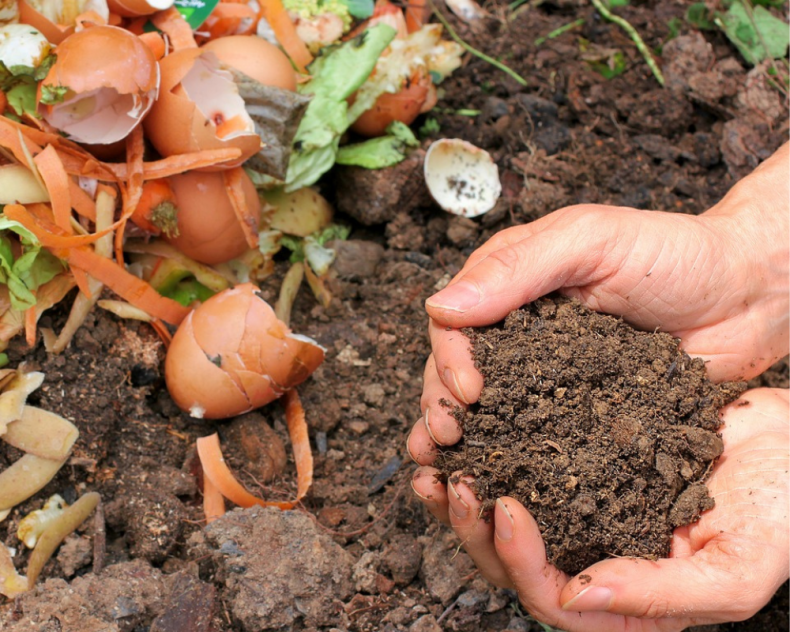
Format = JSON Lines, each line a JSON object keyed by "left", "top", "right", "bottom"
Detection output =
{"left": 150, "top": 570, "right": 217, "bottom": 632}
{"left": 334, "top": 150, "right": 432, "bottom": 225}
{"left": 204, "top": 506, "right": 355, "bottom": 630}
{"left": 435, "top": 296, "right": 746, "bottom": 575}
{"left": 7, "top": 559, "right": 168, "bottom": 631}
{"left": 56, "top": 535, "right": 93, "bottom": 577}
{"left": 381, "top": 534, "right": 422, "bottom": 586}
{"left": 419, "top": 530, "right": 476, "bottom": 604}
{"left": 221, "top": 412, "right": 287, "bottom": 483}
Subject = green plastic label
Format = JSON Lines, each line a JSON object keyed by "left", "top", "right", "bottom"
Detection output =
{"left": 173, "top": 0, "right": 221, "bottom": 30}
{"left": 143, "top": 0, "right": 220, "bottom": 32}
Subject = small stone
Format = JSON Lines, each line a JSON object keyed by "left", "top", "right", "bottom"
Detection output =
{"left": 347, "top": 420, "right": 370, "bottom": 435}
{"left": 362, "top": 384, "right": 386, "bottom": 408}
{"left": 410, "top": 614, "right": 442, "bottom": 632}
{"left": 383, "top": 534, "right": 422, "bottom": 586}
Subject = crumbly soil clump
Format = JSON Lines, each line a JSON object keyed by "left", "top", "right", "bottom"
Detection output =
{"left": 436, "top": 296, "right": 746, "bottom": 575}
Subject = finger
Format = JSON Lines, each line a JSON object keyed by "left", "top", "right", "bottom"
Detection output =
{"left": 407, "top": 415, "right": 439, "bottom": 465}
{"left": 420, "top": 354, "right": 465, "bottom": 445}
{"left": 429, "top": 319, "right": 484, "bottom": 405}
{"left": 493, "top": 498, "right": 631, "bottom": 632}
{"left": 411, "top": 466, "right": 450, "bottom": 525}
{"left": 560, "top": 534, "right": 784, "bottom": 623}
{"left": 425, "top": 216, "right": 615, "bottom": 328}
{"left": 449, "top": 209, "right": 574, "bottom": 278}
{"left": 447, "top": 476, "right": 513, "bottom": 588}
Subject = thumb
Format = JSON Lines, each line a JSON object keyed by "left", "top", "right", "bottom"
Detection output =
{"left": 560, "top": 534, "right": 783, "bottom": 622}
{"left": 424, "top": 206, "right": 633, "bottom": 328}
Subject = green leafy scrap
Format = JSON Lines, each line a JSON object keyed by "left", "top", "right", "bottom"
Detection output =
{"left": 338, "top": 0, "right": 374, "bottom": 18}
{"left": 160, "top": 277, "right": 215, "bottom": 307}
{"left": 38, "top": 84, "right": 69, "bottom": 106}
{"left": 715, "top": 1, "right": 789, "bottom": 64}
{"left": 0, "top": 217, "right": 66, "bottom": 311}
{"left": 285, "top": 24, "right": 398, "bottom": 192}
{"left": 335, "top": 121, "right": 419, "bottom": 169}
{"left": 686, "top": 2, "right": 717, "bottom": 29}
{"left": 0, "top": 54, "right": 57, "bottom": 118}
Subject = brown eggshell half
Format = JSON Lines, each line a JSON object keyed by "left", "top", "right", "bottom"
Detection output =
{"left": 143, "top": 48, "right": 260, "bottom": 169}
{"left": 165, "top": 169, "right": 260, "bottom": 265}
{"left": 200, "top": 35, "right": 297, "bottom": 91}
{"left": 351, "top": 77, "right": 430, "bottom": 138}
{"left": 41, "top": 25, "right": 158, "bottom": 96}
{"left": 165, "top": 284, "right": 325, "bottom": 419}
{"left": 165, "top": 311, "right": 251, "bottom": 419}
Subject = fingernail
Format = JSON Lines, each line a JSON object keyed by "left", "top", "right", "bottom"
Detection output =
{"left": 495, "top": 499, "right": 513, "bottom": 541}
{"left": 562, "top": 586, "right": 614, "bottom": 612}
{"left": 406, "top": 433, "right": 419, "bottom": 463}
{"left": 443, "top": 368, "right": 470, "bottom": 405}
{"left": 448, "top": 480, "right": 469, "bottom": 520}
{"left": 426, "top": 282, "right": 481, "bottom": 313}
{"left": 423, "top": 409, "right": 441, "bottom": 445}
{"left": 410, "top": 478, "right": 437, "bottom": 506}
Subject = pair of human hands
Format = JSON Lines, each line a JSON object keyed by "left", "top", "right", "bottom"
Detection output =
{"left": 408, "top": 143, "right": 789, "bottom": 631}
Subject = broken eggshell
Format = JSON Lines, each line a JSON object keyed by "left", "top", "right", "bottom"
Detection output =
{"left": 424, "top": 138, "right": 501, "bottom": 218}
{"left": 19, "top": 0, "right": 110, "bottom": 44}
{"left": 164, "top": 283, "right": 325, "bottom": 419}
{"left": 143, "top": 48, "right": 261, "bottom": 169}
{"left": 37, "top": 25, "right": 159, "bottom": 145}
{"left": 0, "top": 24, "right": 51, "bottom": 69}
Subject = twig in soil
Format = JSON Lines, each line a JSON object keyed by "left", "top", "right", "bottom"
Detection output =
{"left": 588, "top": 0, "right": 665, "bottom": 87}
{"left": 92, "top": 500, "right": 106, "bottom": 574}
{"left": 534, "top": 18, "right": 585, "bottom": 46}
{"left": 428, "top": 0, "right": 528, "bottom": 87}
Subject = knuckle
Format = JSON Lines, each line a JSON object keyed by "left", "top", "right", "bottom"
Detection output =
{"left": 633, "top": 591, "right": 672, "bottom": 619}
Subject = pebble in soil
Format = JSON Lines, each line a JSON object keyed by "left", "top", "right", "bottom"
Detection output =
{"left": 435, "top": 296, "right": 747, "bottom": 575}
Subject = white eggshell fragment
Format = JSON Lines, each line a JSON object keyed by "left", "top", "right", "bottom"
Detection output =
{"left": 0, "top": 24, "right": 50, "bottom": 69}
{"left": 424, "top": 138, "right": 501, "bottom": 218}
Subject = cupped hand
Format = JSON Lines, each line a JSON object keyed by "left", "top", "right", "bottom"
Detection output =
{"left": 408, "top": 143, "right": 788, "bottom": 464}
{"left": 412, "top": 388, "right": 789, "bottom": 631}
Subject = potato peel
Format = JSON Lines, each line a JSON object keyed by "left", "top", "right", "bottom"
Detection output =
{"left": 26, "top": 492, "right": 100, "bottom": 589}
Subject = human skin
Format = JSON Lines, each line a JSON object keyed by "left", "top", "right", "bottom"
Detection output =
{"left": 408, "top": 143, "right": 789, "bottom": 630}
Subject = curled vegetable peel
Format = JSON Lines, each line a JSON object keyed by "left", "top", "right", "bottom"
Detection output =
{"left": 165, "top": 283, "right": 324, "bottom": 419}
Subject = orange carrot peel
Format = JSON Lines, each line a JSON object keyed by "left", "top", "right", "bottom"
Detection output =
{"left": 195, "top": 389, "right": 313, "bottom": 518}
{"left": 256, "top": 0, "right": 313, "bottom": 72}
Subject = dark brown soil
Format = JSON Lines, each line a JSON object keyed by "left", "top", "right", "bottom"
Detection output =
{"left": 435, "top": 296, "right": 746, "bottom": 575}
{"left": 2, "top": 0, "right": 789, "bottom": 630}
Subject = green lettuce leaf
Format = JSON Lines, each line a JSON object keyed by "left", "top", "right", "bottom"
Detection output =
{"left": 335, "top": 121, "right": 419, "bottom": 168}
{"left": 0, "top": 216, "right": 66, "bottom": 310}
{"left": 716, "top": 2, "right": 789, "bottom": 64}
{"left": 285, "top": 23, "right": 397, "bottom": 192}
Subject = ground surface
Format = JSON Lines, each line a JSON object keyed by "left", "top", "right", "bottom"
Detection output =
{"left": 2, "top": 0, "right": 789, "bottom": 630}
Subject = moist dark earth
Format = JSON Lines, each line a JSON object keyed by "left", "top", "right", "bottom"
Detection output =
{"left": 2, "top": 0, "right": 789, "bottom": 630}
{"left": 435, "top": 297, "right": 746, "bottom": 576}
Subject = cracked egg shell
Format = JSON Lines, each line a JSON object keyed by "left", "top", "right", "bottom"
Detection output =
{"left": 200, "top": 35, "right": 297, "bottom": 92}
{"left": 424, "top": 138, "right": 501, "bottom": 218}
{"left": 143, "top": 48, "right": 260, "bottom": 170}
{"left": 165, "top": 283, "right": 325, "bottom": 419}
{"left": 37, "top": 26, "right": 159, "bottom": 145}
{"left": 165, "top": 169, "right": 260, "bottom": 265}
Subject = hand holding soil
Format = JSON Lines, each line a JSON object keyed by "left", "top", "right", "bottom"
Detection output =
{"left": 409, "top": 143, "right": 789, "bottom": 630}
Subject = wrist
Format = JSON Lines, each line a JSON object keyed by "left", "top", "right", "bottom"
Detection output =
{"left": 703, "top": 143, "right": 789, "bottom": 368}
